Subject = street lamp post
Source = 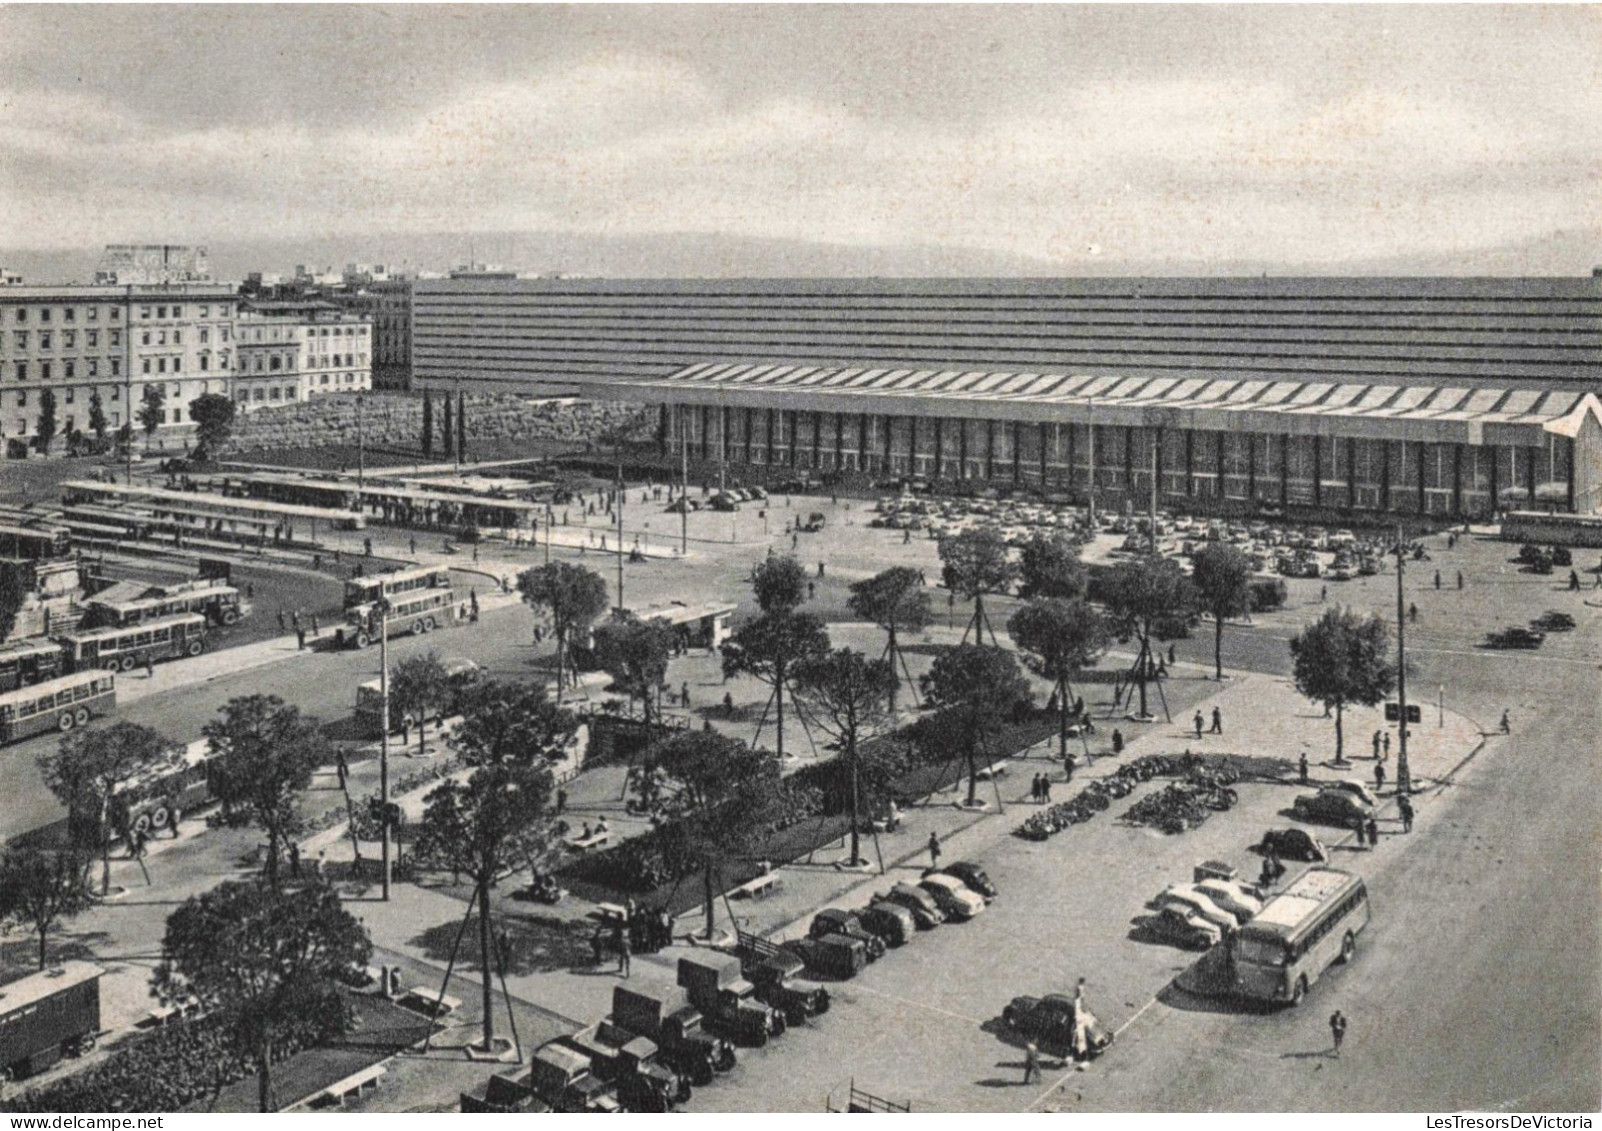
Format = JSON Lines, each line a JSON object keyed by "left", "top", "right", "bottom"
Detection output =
{"left": 376, "top": 597, "right": 392, "bottom": 901}
{"left": 1394, "top": 524, "right": 1413, "bottom": 797}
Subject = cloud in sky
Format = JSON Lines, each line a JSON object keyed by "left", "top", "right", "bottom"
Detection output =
{"left": 0, "top": 5, "right": 1597, "bottom": 269}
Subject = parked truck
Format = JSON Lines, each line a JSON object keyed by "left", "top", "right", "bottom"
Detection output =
{"left": 554, "top": 1020, "right": 692, "bottom": 1112}
{"left": 677, "top": 953, "right": 787, "bottom": 1047}
{"left": 523, "top": 1043, "right": 623, "bottom": 1113}
{"left": 610, "top": 985, "right": 737, "bottom": 1087}
{"left": 736, "top": 932, "right": 831, "bottom": 1025}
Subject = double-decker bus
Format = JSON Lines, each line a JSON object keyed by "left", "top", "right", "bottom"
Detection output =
{"left": 343, "top": 566, "right": 454, "bottom": 611}
{"left": 59, "top": 613, "right": 208, "bottom": 673}
{"left": 0, "top": 637, "right": 66, "bottom": 693}
{"left": 334, "top": 587, "right": 463, "bottom": 649}
{"left": 1230, "top": 866, "right": 1370, "bottom": 1005}
{"left": 0, "top": 671, "right": 117, "bottom": 743}
{"left": 83, "top": 583, "right": 251, "bottom": 630}
{"left": 353, "top": 656, "right": 483, "bottom": 738}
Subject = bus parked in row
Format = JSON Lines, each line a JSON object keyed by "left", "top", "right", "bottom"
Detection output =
{"left": 334, "top": 588, "right": 463, "bottom": 650}
{"left": 82, "top": 582, "right": 251, "bottom": 630}
{"left": 0, "top": 671, "right": 117, "bottom": 744}
{"left": 343, "top": 565, "right": 454, "bottom": 611}
{"left": 114, "top": 738, "right": 217, "bottom": 839}
{"left": 59, "top": 613, "right": 209, "bottom": 674}
{"left": 0, "top": 637, "right": 67, "bottom": 693}
{"left": 1230, "top": 866, "right": 1370, "bottom": 1005}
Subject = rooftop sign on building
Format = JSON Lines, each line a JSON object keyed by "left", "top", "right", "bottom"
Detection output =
{"left": 94, "top": 244, "right": 211, "bottom": 285}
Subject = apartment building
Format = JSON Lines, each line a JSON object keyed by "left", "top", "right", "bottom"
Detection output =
{"left": 232, "top": 301, "right": 372, "bottom": 409}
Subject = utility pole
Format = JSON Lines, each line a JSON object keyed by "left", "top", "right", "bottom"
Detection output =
{"left": 615, "top": 444, "right": 625, "bottom": 613}
{"left": 544, "top": 500, "right": 552, "bottom": 565}
{"left": 680, "top": 411, "right": 689, "bottom": 556}
{"left": 378, "top": 598, "right": 392, "bottom": 900}
{"left": 355, "top": 391, "right": 366, "bottom": 520}
{"left": 1149, "top": 433, "right": 1160, "bottom": 555}
{"left": 1394, "top": 524, "right": 1413, "bottom": 796}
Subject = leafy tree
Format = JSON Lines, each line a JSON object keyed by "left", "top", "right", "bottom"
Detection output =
{"left": 441, "top": 394, "right": 454, "bottom": 457}
{"left": 0, "top": 844, "right": 94, "bottom": 969}
{"left": 651, "top": 730, "right": 785, "bottom": 938}
{"left": 593, "top": 611, "right": 675, "bottom": 726}
{"left": 187, "top": 392, "right": 237, "bottom": 459}
{"left": 1007, "top": 598, "right": 1111, "bottom": 763}
{"left": 517, "top": 562, "right": 609, "bottom": 692}
{"left": 847, "top": 566, "right": 932, "bottom": 714}
{"left": 417, "top": 679, "right": 572, "bottom": 1050}
{"left": 1100, "top": 555, "right": 1197, "bottom": 719}
{"left": 1191, "top": 543, "right": 1255, "bottom": 681}
{"left": 721, "top": 610, "right": 830, "bottom": 760}
{"left": 154, "top": 880, "right": 370, "bottom": 1113}
{"left": 37, "top": 721, "right": 181, "bottom": 894}
{"left": 0, "top": 560, "right": 29, "bottom": 642}
{"left": 751, "top": 554, "right": 808, "bottom": 613}
{"left": 1017, "top": 532, "right": 1087, "bottom": 601}
{"left": 919, "top": 644, "right": 1032, "bottom": 806}
{"left": 793, "top": 648, "right": 898, "bottom": 866}
{"left": 390, "top": 651, "right": 451, "bottom": 757}
{"left": 938, "top": 527, "right": 1018, "bottom": 645}
{"left": 138, "top": 384, "right": 167, "bottom": 443}
{"left": 421, "top": 389, "right": 434, "bottom": 456}
{"left": 35, "top": 388, "right": 57, "bottom": 452}
{"left": 87, "top": 389, "right": 108, "bottom": 441}
{"left": 1289, "top": 606, "right": 1398, "bottom": 764}
{"left": 204, "top": 696, "right": 329, "bottom": 888}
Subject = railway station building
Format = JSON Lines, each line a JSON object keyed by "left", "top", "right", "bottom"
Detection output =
{"left": 412, "top": 276, "right": 1602, "bottom": 520}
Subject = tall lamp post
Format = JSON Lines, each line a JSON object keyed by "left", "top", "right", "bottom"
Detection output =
{"left": 376, "top": 596, "right": 393, "bottom": 901}
{"left": 1394, "top": 525, "right": 1413, "bottom": 797}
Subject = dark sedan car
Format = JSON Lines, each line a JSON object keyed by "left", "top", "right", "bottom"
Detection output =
{"left": 808, "top": 909, "right": 887, "bottom": 961}
{"left": 1001, "top": 994, "right": 1113, "bottom": 1059}
{"left": 1292, "top": 787, "right": 1376, "bottom": 827}
{"left": 928, "top": 861, "right": 997, "bottom": 901}
{"left": 1485, "top": 626, "right": 1545, "bottom": 649}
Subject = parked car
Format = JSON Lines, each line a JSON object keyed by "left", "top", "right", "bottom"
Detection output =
{"left": 1485, "top": 626, "right": 1545, "bottom": 650}
{"left": 1146, "top": 905, "right": 1223, "bottom": 951}
{"left": 1292, "top": 787, "right": 1376, "bottom": 827}
{"left": 876, "top": 883, "right": 945, "bottom": 929}
{"left": 1531, "top": 610, "right": 1577, "bottom": 632}
{"left": 1000, "top": 994, "right": 1112, "bottom": 1059}
{"left": 1258, "top": 828, "right": 1329, "bottom": 863}
{"left": 1193, "top": 878, "right": 1263, "bottom": 924}
{"left": 1328, "top": 780, "right": 1379, "bottom": 807}
{"left": 808, "top": 909, "right": 887, "bottom": 960}
{"left": 859, "top": 902, "right": 917, "bottom": 947}
{"left": 1154, "top": 887, "right": 1237, "bottom": 934}
{"left": 918, "top": 875, "right": 985, "bottom": 920}
{"left": 929, "top": 861, "right": 997, "bottom": 901}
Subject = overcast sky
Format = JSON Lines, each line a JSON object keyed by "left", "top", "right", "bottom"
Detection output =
{"left": 1, "top": 5, "right": 1597, "bottom": 270}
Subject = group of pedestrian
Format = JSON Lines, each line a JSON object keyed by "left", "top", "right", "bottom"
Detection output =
{"left": 1351, "top": 813, "right": 1381, "bottom": 848}
{"left": 1030, "top": 773, "right": 1054, "bottom": 804}
{"left": 1193, "top": 706, "right": 1223, "bottom": 738}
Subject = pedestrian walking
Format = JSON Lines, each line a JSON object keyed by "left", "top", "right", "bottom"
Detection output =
{"left": 1366, "top": 816, "right": 1379, "bottom": 846}
{"left": 289, "top": 841, "right": 302, "bottom": 878}
{"left": 1329, "top": 1010, "right": 1347, "bottom": 1057}
{"left": 1110, "top": 728, "right": 1123, "bottom": 754}
{"left": 296, "top": 626, "right": 307, "bottom": 651}
{"left": 807, "top": 580, "right": 816, "bottom": 600}
{"left": 1299, "top": 750, "right": 1309, "bottom": 785}
{"left": 336, "top": 748, "right": 349, "bottom": 790}
{"left": 277, "top": 609, "right": 286, "bottom": 633}
{"left": 1320, "top": 584, "right": 1327, "bottom": 602}
{"left": 1398, "top": 794, "right": 1414, "bottom": 833}
{"left": 291, "top": 610, "right": 301, "bottom": 631}
{"left": 1382, "top": 731, "right": 1391, "bottom": 758}
{"left": 1434, "top": 570, "right": 1441, "bottom": 589}
{"left": 1194, "top": 710, "right": 1204, "bottom": 739}
{"left": 1499, "top": 709, "right": 1511, "bottom": 734}
{"left": 168, "top": 807, "right": 182, "bottom": 838}
{"left": 144, "top": 656, "right": 155, "bottom": 679}
{"left": 1372, "top": 730, "right": 1382, "bottom": 759}
{"left": 246, "top": 582, "right": 255, "bottom": 600}
{"left": 1374, "top": 761, "right": 1386, "bottom": 792}
{"left": 1569, "top": 570, "right": 1580, "bottom": 591}
{"left": 1408, "top": 601, "right": 1418, "bottom": 623}
{"left": 1167, "top": 643, "right": 1176, "bottom": 665}
{"left": 1042, "top": 777, "right": 1052, "bottom": 802}
{"left": 617, "top": 930, "right": 632, "bottom": 978}
{"left": 410, "top": 536, "right": 417, "bottom": 555}
{"left": 680, "top": 682, "right": 690, "bottom": 708}
{"left": 1353, "top": 817, "right": 1366, "bottom": 847}
{"left": 310, "top": 613, "right": 320, "bottom": 637}
{"left": 1210, "top": 706, "right": 1223, "bottom": 735}
{"left": 928, "top": 831, "right": 941, "bottom": 868}
{"left": 817, "top": 560, "right": 826, "bottom": 578}
{"left": 1023, "top": 1041, "right": 1041, "bottom": 1084}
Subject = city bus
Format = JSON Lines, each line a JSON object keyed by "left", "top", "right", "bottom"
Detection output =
{"left": 0, "top": 671, "right": 117, "bottom": 744}
{"left": 113, "top": 738, "right": 217, "bottom": 838}
{"left": 83, "top": 583, "right": 251, "bottom": 629}
{"left": 59, "top": 613, "right": 209, "bottom": 673}
{"left": 0, "top": 638, "right": 66, "bottom": 693}
{"left": 1230, "top": 866, "right": 1370, "bottom": 1005}
{"left": 334, "top": 587, "right": 463, "bottom": 649}
{"left": 353, "top": 656, "right": 483, "bottom": 738}
{"left": 343, "top": 566, "right": 454, "bottom": 611}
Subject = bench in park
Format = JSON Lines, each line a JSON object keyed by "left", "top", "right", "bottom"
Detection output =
{"left": 731, "top": 871, "right": 783, "bottom": 900}
{"left": 565, "top": 830, "right": 611, "bottom": 853}
{"left": 974, "top": 760, "right": 1010, "bottom": 781}
{"left": 314, "top": 1064, "right": 386, "bottom": 1108}
{"left": 398, "top": 986, "right": 462, "bottom": 1018}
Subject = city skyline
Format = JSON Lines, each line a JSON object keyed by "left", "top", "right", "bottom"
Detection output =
{"left": 1, "top": 5, "right": 1599, "bottom": 276}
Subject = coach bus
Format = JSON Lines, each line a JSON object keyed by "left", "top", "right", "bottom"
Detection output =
{"left": 1230, "top": 866, "right": 1370, "bottom": 1005}
{"left": 0, "top": 671, "right": 117, "bottom": 743}
{"left": 0, "top": 637, "right": 66, "bottom": 693}
{"left": 84, "top": 583, "right": 251, "bottom": 630}
{"left": 334, "top": 587, "right": 463, "bottom": 649}
{"left": 344, "top": 565, "right": 454, "bottom": 611}
{"left": 59, "top": 613, "right": 208, "bottom": 673}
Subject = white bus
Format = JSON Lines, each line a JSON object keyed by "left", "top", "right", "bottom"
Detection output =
{"left": 60, "top": 613, "right": 209, "bottom": 673}
{"left": 334, "top": 587, "right": 464, "bottom": 649}
{"left": 1231, "top": 866, "right": 1370, "bottom": 1005}
{"left": 0, "top": 671, "right": 116, "bottom": 744}
{"left": 343, "top": 566, "right": 454, "bottom": 611}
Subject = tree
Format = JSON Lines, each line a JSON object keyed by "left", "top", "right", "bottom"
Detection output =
{"left": 187, "top": 392, "right": 237, "bottom": 459}
{"left": 421, "top": 389, "right": 434, "bottom": 456}
{"left": 650, "top": 730, "right": 784, "bottom": 938}
{"left": 441, "top": 394, "right": 454, "bottom": 457}
{"left": 35, "top": 387, "right": 57, "bottom": 452}
{"left": 457, "top": 391, "right": 467, "bottom": 461}
{"left": 204, "top": 696, "right": 328, "bottom": 888}
{"left": 390, "top": 651, "right": 451, "bottom": 757}
{"left": 1191, "top": 543, "right": 1255, "bottom": 681}
{"left": 0, "top": 559, "right": 29, "bottom": 642}
{"left": 938, "top": 527, "right": 1018, "bottom": 645}
{"left": 1007, "top": 598, "right": 1111, "bottom": 763}
{"left": 847, "top": 566, "right": 932, "bottom": 714}
{"left": 751, "top": 554, "right": 808, "bottom": 613}
{"left": 154, "top": 880, "right": 370, "bottom": 1113}
{"left": 37, "top": 721, "right": 181, "bottom": 894}
{"left": 1017, "top": 532, "right": 1087, "bottom": 601}
{"left": 721, "top": 610, "right": 830, "bottom": 760}
{"left": 87, "top": 390, "right": 108, "bottom": 442}
{"left": 793, "top": 649, "right": 897, "bottom": 866}
{"left": 517, "top": 562, "right": 609, "bottom": 692}
{"left": 593, "top": 611, "right": 675, "bottom": 726}
{"left": 1289, "top": 607, "right": 1398, "bottom": 764}
{"left": 919, "top": 644, "right": 1032, "bottom": 807}
{"left": 0, "top": 844, "right": 94, "bottom": 969}
{"left": 417, "top": 679, "right": 572, "bottom": 1051}
{"left": 1100, "top": 555, "right": 1197, "bottom": 719}
{"left": 138, "top": 384, "right": 167, "bottom": 444}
